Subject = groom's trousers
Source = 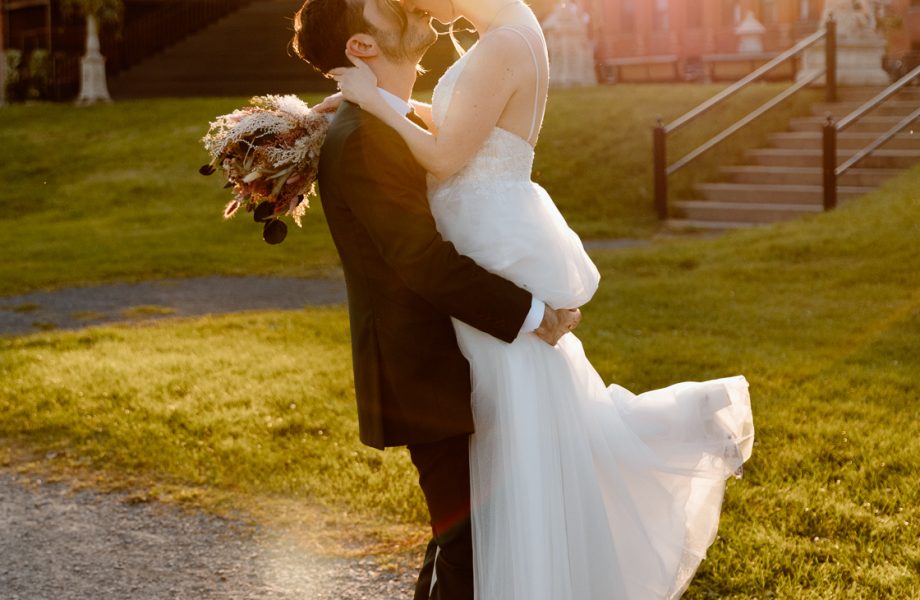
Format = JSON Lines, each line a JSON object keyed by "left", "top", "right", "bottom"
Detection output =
{"left": 408, "top": 434, "right": 473, "bottom": 600}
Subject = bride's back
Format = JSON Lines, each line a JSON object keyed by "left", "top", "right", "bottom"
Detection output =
{"left": 484, "top": 21, "right": 549, "bottom": 147}
{"left": 433, "top": 11, "right": 549, "bottom": 149}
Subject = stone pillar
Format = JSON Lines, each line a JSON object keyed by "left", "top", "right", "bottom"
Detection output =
{"left": 797, "top": 0, "right": 890, "bottom": 86}
{"left": 76, "top": 14, "right": 112, "bottom": 105}
{"left": 543, "top": 3, "right": 599, "bottom": 87}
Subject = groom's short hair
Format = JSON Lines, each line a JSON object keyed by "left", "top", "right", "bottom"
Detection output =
{"left": 292, "top": 0, "right": 370, "bottom": 74}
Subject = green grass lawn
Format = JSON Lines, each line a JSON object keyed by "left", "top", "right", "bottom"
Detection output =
{"left": 0, "top": 84, "right": 816, "bottom": 295}
{"left": 2, "top": 164, "right": 918, "bottom": 596}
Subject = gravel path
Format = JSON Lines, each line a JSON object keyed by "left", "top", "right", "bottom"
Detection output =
{"left": 0, "top": 472, "right": 416, "bottom": 599}
{"left": 0, "top": 276, "right": 347, "bottom": 337}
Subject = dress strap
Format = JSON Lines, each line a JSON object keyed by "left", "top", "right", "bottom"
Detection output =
{"left": 490, "top": 25, "right": 546, "bottom": 143}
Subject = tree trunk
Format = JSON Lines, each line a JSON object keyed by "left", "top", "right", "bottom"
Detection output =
{"left": 76, "top": 13, "right": 112, "bottom": 104}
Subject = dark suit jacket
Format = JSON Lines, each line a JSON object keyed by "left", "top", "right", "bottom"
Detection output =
{"left": 318, "top": 101, "right": 532, "bottom": 449}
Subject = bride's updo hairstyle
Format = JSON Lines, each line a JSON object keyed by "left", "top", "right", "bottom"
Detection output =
{"left": 292, "top": 0, "right": 371, "bottom": 74}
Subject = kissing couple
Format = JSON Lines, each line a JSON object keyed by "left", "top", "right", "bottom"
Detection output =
{"left": 291, "top": 0, "right": 755, "bottom": 597}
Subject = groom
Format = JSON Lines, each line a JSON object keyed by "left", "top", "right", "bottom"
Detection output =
{"left": 292, "top": 1, "right": 579, "bottom": 598}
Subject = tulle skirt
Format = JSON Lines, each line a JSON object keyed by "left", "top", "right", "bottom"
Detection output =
{"left": 431, "top": 177, "right": 754, "bottom": 599}
{"left": 454, "top": 322, "right": 752, "bottom": 599}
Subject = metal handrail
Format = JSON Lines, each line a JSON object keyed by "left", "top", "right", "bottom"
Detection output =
{"left": 822, "top": 64, "right": 920, "bottom": 210}
{"left": 836, "top": 107, "right": 920, "bottom": 175}
{"left": 652, "top": 19, "right": 837, "bottom": 220}
{"left": 837, "top": 65, "right": 920, "bottom": 131}
{"left": 667, "top": 69, "right": 824, "bottom": 175}
{"left": 666, "top": 28, "right": 829, "bottom": 135}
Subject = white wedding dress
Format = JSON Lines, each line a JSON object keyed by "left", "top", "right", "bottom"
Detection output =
{"left": 427, "top": 26, "right": 754, "bottom": 599}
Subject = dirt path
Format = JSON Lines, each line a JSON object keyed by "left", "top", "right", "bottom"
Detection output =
{"left": 0, "top": 472, "right": 416, "bottom": 599}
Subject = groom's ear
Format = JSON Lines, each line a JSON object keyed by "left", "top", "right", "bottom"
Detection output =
{"left": 346, "top": 34, "right": 379, "bottom": 59}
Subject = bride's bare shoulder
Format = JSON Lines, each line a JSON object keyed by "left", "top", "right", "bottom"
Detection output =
{"left": 465, "top": 27, "right": 537, "bottom": 72}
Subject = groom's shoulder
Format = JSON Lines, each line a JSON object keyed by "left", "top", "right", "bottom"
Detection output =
{"left": 327, "top": 101, "right": 406, "bottom": 153}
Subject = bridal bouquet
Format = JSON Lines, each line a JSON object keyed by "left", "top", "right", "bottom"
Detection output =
{"left": 200, "top": 94, "right": 331, "bottom": 244}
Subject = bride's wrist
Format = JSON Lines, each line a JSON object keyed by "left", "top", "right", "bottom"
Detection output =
{"left": 362, "top": 93, "right": 387, "bottom": 115}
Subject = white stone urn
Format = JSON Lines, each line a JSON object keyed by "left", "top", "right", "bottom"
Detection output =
{"left": 735, "top": 11, "right": 767, "bottom": 54}
{"left": 542, "top": 2, "right": 597, "bottom": 88}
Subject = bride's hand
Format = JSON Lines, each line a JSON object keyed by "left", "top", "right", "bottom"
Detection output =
{"left": 329, "top": 54, "right": 384, "bottom": 113}
{"left": 313, "top": 92, "right": 343, "bottom": 113}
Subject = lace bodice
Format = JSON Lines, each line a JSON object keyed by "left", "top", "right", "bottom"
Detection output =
{"left": 428, "top": 31, "right": 543, "bottom": 190}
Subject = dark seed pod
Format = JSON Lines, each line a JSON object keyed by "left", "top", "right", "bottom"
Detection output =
{"left": 199, "top": 164, "right": 216, "bottom": 176}
{"left": 263, "top": 219, "right": 287, "bottom": 245}
{"left": 253, "top": 201, "right": 274, "bottom": 223}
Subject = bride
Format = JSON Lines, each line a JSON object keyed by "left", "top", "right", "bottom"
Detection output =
{"left": 330, "top": 0, "right": 755, "bottom": 597}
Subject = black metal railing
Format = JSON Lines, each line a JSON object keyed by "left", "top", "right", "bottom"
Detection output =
{"left": 822, "top": 64, "right": 920, "bottom": 210}
{"left": 651, "top": 19, "right": 837, "bottom": 220}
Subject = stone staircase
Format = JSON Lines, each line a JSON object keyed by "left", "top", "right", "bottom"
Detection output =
{"left": 110, "top": 0, "right": 332, "bottom": 99}
{"left": 668, "top": 87, "right": 920, "bottom": 229}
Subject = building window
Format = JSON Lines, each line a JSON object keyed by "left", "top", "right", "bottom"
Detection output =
{"left": 653, "top": 0, "right": 669, "bottom": 31}
{"left": 687, "top": 0, "right": 703, "bottom": 28}
{"left": 620, "top": 0, "right": 636, "bottom": 33}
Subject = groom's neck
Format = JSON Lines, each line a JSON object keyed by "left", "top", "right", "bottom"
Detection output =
{"left": 370, "top": 59, "right": 419, "bottom": 102}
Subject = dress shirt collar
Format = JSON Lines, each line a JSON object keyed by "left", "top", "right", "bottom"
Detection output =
{"left": 377, "top": 87, "right": 412, "bottom": 116}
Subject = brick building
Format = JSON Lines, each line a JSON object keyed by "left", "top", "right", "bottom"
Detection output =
{"left": 582, "top": 0, "right": 920, "bottom": 79}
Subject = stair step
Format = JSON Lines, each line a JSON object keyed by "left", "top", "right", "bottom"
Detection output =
{"left": 787, "top": 115, "right": 910, "bottom": 133}
{"left": 119, "top": 72, "right": 314, "bottom": 90}
{"left": 665, "top": 219, "right": 758, "bottom": 231}
{"left": 833, "top": 87, "right": 889, "bottom": 102}
{"left": 720, "top": 165, "right": 900, "bottom": 186}
{"left": 112, "top": 81, "right": 333, "bottom": 97}
{"left": 695, "top": 183, "right": 873, "bottom": 204}
{"left": 672, "top": 200, "right": 824, "bottom": 223}
{"left": 832, "top": 87, "right": 920, "bottom": 102}
{"left": 746, "top": 148, "right": 920, "bottom": 168}
{"left": 810, "top": 100, "right": 919, "bottom": 118}
{"left": 769, "top": 131, "right": 920, "bottom": 150}
{"left": 111, "top": 0, "right": 329, "bottom": 98}
{"left": 662, "top": 88, "right": 918, "bottom": 229}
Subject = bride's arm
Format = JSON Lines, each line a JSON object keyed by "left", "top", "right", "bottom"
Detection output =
{"left": 334, "top": 32, "right": 526, "bottom": 180}
{"left": 314, "top": 94, "right": 435, "bottom": 133}
{"left": 408, "top": 100, "right": 436, "bottom": 133}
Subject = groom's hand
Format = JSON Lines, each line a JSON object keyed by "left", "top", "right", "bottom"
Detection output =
{"left": 534, "top": 306, "right": 581, "bottom": 346}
